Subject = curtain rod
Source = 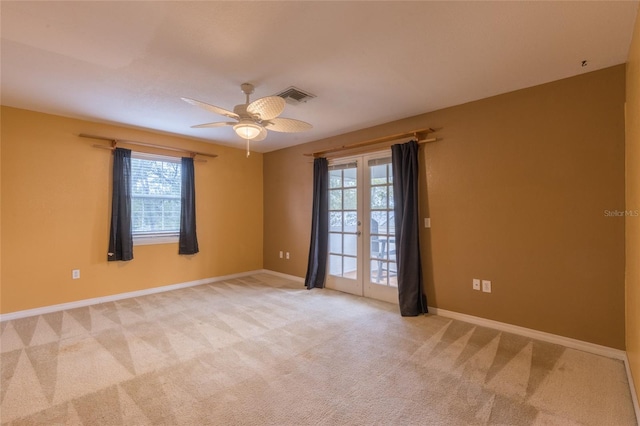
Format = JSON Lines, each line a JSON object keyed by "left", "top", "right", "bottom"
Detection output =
{"left": 304, "top": 128, "right": 439, "bottom": 158}
{"left": 79, "top": 134, "right": 218, "bottom": 158}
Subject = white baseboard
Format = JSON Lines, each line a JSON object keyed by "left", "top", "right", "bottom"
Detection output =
{"left": 259, "top": 269, "right": 305, "bottom": 283}
{"left": 0, "top": 269, "right": 264, "bottom": 322}
{"left": 427, "top": 306, "right": 626, "bottom": 360}
{"left": 624, "top": 354, "right": 640, "bottom": 426}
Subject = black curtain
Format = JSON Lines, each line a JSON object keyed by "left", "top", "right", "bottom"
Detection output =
{"left": 179, "top": 157, "right": 199, "bottom": 255}
{"left": 304, "top": 157, "right": 329, "bottom": 289}
{"left": 391, "top": 140, "right": 427, "bottom": 316}
{"left": 108, "top": 148, "right": 133, "bottom": 261}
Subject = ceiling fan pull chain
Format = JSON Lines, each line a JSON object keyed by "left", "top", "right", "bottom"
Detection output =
{"left": 246, "top": 138, "right": 251, "bottom": 158}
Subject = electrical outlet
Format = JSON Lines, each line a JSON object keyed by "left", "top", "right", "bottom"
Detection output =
{"left": 286, "top": 252, "right": 290, "bottom": 260}
{"left": 279, "top": 251, "right": 283, "bottom": 259}
{"left": 482, "top": 280, "right": 492, "bottom": 293}
{"left": 472, "top": 279, "right": 480, "bottom": 291}
{"left": 72, "top": 269, "right": 80, "bottom": 280}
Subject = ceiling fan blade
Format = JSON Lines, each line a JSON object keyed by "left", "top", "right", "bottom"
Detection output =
{"left": 264, "top": 117, "right": 313, "bottom": 133}
{"left": 252, "top": 126, "right": 268, "bottom": 142}
{"left": 247, "top": 96, "right": 285, "bottom": 121}
{"left": 181, "top": 97, "right": 239, "bottom": 120}
{"left": 191, "top": 121, "right": 236, "bottom": 128}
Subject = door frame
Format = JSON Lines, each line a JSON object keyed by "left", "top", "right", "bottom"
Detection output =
{"left": 325, "top": 151, "right": 398, "bottom": 305}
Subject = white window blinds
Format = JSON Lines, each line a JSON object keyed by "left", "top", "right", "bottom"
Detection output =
{"left": 131, "top": 153, "right": 181, "bottom": 236}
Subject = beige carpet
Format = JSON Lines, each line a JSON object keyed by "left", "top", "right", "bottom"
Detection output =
{"left": 0, "top": 273, "right": 636, "bottom": 425}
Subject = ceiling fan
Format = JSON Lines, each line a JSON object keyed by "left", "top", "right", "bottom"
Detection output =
{"left": 182, "top": 83, "right": 312, "bottom": 156}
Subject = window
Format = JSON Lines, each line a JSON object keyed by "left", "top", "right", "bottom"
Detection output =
{"left": 131, "top": 152, "right": 181, "bottom": 245}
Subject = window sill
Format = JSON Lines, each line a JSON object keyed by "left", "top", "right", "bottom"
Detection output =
{"left": 133, "top": 234, "right": 179, "bottom": 246}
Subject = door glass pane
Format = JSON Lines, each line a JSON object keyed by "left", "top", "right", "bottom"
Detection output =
{"left": 343, "top": 188, "right": 357, "bottom": 210}
{"left": 379, "top": 236, "right": 394, "bottom": 263}
{"left": 343, "top": 256, "right": 357, "bottom": 278}
{"left": 343, "top": 234, "right": 357, "bottom": 256}
{"left": 344, "top": 212, "right": 357, "bottom": 232}
{"left": 388, "top": 262, "right": 398, "bottom": 287}
{"left": 370, "top": 164, "right": 387, "bottom": 185}
{"left": 344, "top": 168, "right": 357, "bottom": 187}
{"left": 371, "top": 211, "right": 386, "bottom": 235}
{"left": 330, "top": 212, "right": 343, "bottom": 232}
{"left": 329, "top": 170, "right": 342, "bottom": 188}
{"left": 329, "top": 233, "right": 343, "bottom": 254}
{"left": 329, "top": 189, "right": 342, "bottom": 210}
{"left": 383, "top": 211, "right": 391, "bottom": 236}
{"left": 371, "top": 186, "right": 387, "bottom": 209}
{"left": 370, "top": 235, "right": 380, "bottom": 258}
{"left": 371, "top": 260, "right": 382, "bottom": 283}
{"left": 329, "top": 255, "right": 343, "bottom": 276}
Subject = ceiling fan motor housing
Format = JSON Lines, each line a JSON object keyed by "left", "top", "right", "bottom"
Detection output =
{"left": 233, "top": 104, "right": 254, "bottom": 120}
{"left": 240, "top": 83, "right": 255, "bottom": 95}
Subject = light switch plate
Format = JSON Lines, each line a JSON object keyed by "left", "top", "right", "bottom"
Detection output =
{"left": 472, "top": 279, "right": 480, "bottom": 290}
{"left": 424, "top": 218, "right": 431, "bottom": 228}
{"left": 482, "top": 280, "right": 492, "bottom": 293}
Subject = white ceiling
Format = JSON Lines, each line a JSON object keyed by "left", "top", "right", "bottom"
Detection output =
{"left": 2, "top": 1, "right": 638, "bottom": 153}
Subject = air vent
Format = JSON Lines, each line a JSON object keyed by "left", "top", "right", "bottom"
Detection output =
{"left": 275, "top": 86, "right": 316, "bottom": 105}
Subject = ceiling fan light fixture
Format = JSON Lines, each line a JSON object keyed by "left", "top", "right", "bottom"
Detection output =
{"left": 234, "top": 121, "right": 262, "bottom": 140}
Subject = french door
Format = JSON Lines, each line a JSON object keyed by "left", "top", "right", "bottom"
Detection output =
{"left": 325, "top": 152, "right": 398, "bottom": 304}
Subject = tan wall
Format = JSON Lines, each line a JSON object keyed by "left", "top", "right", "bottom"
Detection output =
{"left": 0, "top": 106, "right": 263, "bottom": 314}
{"left": 626, "top": 5, "right": 640, "bottom": 403}
{"left": 264, "top": 65, "right": 626, "bottom": 349}
{"left": 0, "top": 108, "right": 2, "bottom": 312}
{"left": 0, "top": 108, "right": 3, "bottom": 312}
